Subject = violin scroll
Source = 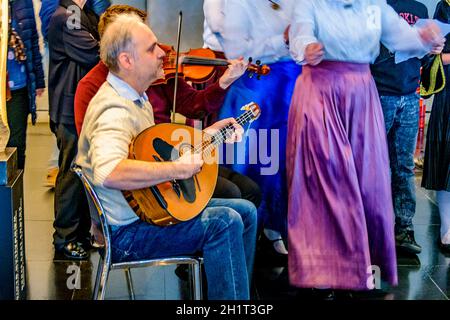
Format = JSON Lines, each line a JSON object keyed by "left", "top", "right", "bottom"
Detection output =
{"left": 247, "top": 58, "right": 270, "bottom": 80}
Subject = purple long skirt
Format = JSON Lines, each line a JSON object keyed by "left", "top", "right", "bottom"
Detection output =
{"left": 286, "top": 61, "right": 398, "bottom": 290}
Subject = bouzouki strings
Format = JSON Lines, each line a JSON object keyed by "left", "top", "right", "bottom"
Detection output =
{"left": 193, "top": 110, "right": 254, "bottom": 157}
{"left": 124, "top": 103, "right": 260, "bottom": 226}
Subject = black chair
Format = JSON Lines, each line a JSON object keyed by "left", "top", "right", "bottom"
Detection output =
{"left": 72, "top": 165, "right": 203, "bottom": 300}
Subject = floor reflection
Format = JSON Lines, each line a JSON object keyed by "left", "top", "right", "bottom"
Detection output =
{"left": 23, "top": 124, "right": 449, "bottom": 300}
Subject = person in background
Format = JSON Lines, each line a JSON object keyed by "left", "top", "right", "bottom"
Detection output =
{"left": 422, "top": 0, "right": 450, "bottom": 254}
{"left": 39, "top": 0, "right": 110, "bottom": 188}
{"left": 75, "top": 5, "right": 262, "bottom": 210}
{"left": 6, "top": 0, "right": 45, "bottom": 170}
{"left": 286, "top": 0, "right": 445, "bottom": 294}
{"left": 40, "top": 0, "right": 110, "bottom": 41}
{"left": 47, "top": 0, "right": 100, "bottom": 260}
{"left": 370, "top": 0, "right": 438, "bottom": 255}
{"left": 203, "top": 0, "right": 301, "bottom": 262}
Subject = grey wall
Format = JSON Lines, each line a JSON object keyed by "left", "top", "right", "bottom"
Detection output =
{"left": 112, "top": 0, "right": 147, "bottom": 10}
{"left": 422, "top": 0, "right": 439, "bottom": 15}
{"left": 146, "top": 0, "right": 205, "bottom": 51}
{"left": 142, "top": 0, "right": 441, "bottom": 51}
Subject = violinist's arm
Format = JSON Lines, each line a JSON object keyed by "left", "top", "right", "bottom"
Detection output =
{"left": 164, "top": 59, "right": 247, "bottom": 119}
{"left": 164, "top": 77, "right": 225, "bottom": 119}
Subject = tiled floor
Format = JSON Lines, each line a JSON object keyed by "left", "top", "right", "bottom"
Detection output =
{"left": 23, "top": 123, "right": 449, "bottom": 300}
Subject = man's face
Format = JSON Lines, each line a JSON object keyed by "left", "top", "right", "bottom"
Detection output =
{"left": 131, "top": 25, "right": 165, "bottom": 87}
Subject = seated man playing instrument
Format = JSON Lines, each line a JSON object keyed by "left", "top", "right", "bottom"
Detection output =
{"left": 75, "top": 14, "right": 257, "bottom": 300}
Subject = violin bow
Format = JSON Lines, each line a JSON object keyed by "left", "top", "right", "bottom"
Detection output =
{"left": 171, "top": 11, "right": 183, "bottom": 123}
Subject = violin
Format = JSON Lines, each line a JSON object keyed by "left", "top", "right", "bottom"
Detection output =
{"left": 153, "top": 44, "right": 270, "bottom": 86}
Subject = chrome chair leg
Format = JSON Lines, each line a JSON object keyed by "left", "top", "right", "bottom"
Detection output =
{"left": 124, "top": 268, "right": 135, "bottom": 300}
{"left": 93, "top": 257, "right": 104, "bottom": 300}
{"left": 191, "top": 261, "right": 202, "bottom": 300}
{"left": 98, "top": 260, "right": 110, "bottom": 300}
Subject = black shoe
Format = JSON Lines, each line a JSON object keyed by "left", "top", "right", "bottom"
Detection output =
{"left": 395, "top": 230, "right": 422, "bottom": 254}
{"left": 312, "top": 289, "right": 336, "bottom": 301}
{"left": 174, "top": 265, "right": 189, "bottom": 281}
{"left": 438, "top": 239, "right": 450, "bottom": 255}
{"left": 57, "top": 242, "right": 89, "bottom": 260}
{"left": 79, "top": 235, "right": 104, "bottom": 250}
{"left": 334, "top": 290, "right": 354, "bottom": 300}
{"left": 257, "top": 234, "right": 288, "bottom": 266}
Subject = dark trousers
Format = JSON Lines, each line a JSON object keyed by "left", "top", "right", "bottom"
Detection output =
{"left": 214, "top": 166, "right": 262, "bottom": 208}
{"left": 6, "top": 87, "right": 29, "bottom": 169}
{"left": 53, "top": 123, "right": 90, "bottom": 250}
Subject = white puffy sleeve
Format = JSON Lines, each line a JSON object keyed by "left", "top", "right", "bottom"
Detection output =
{"left": 378, "top": 0, "right": 429, "bottom": 62}
{"left": 218, "top": 0, "right": 288, "bottom": 60}
{"left": 203, "top": 0, "right": 225, "bottom": 37}
{"left": 288, "top": 0, "right": 318, "bottom": 64}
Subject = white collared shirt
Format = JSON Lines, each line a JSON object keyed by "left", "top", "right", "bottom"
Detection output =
{"left": 203, "top": 0, "right": 295, "bottom": 64}
{"left": 106, "top": 72, "right": 149, "bottom": 107}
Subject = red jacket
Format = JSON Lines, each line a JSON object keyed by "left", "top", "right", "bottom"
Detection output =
{"left": 74, "top": 61, "right": 227, "bottom": 135}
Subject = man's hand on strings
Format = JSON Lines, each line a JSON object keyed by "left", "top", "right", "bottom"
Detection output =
{"left": 204, "top": 118, "right": 244, "bottom": 144}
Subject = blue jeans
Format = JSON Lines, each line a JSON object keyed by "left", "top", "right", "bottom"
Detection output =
{"left": 110, "top": 198, "right": 257, "bottom": 300}
{"left": 379, "top": 93, "right": 419, "bottom": 234}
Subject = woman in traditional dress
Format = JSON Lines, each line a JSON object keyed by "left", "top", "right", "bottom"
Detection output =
{"left": 286, "top": 0, "right": 445, "bottom": 290}
{"left": 203, "top": 0, "right": 301, "bottom": 259}
{"left": 422, "top": 0, "right": 450, "bottom": 254}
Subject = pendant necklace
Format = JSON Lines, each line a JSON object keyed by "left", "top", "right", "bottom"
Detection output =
{"left": 268, "top": 0, "right": 281, "bottom": 10}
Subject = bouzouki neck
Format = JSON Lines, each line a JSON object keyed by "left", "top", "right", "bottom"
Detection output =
{"left": 193, "top": 102, "right": 260, "bottom": 156}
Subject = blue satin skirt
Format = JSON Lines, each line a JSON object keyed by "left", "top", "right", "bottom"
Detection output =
{"left": 217, "top": 60, "right": 301, "bottom": 237}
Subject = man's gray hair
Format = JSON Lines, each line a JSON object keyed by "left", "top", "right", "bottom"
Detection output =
{"left": 100, "top": 14, "right": 147, "bottom": 72}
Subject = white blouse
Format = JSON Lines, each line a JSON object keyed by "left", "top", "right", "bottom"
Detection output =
{"left": 289, "top": 0, "right": 430, "bottom": 65}
{"left": 203, "top": 0, "right": 225, "bottom": 52}
{"left": 203, "top": 0, "right": 296, "bottom": 63}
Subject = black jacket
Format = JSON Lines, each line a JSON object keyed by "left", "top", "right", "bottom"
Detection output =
{"left": 371, "top": 0, "right": 429, "bottom": 96}
{"left": 434, "top": 0, "right": 450, "bottom": 53}
{"left": 48, "top": 0, "right": 100, "bottom": 125}
{"left": 40, "top": 0, "right": 110, "bottom": 41}
{"left": 10, "top": 0, "right": 45, "bottom": 124}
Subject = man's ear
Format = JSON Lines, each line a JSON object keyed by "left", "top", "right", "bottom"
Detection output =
{"left": 117, "top": 52, "right": 133, "bottom": 71}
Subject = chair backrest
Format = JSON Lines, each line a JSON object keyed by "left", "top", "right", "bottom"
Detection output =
{"left": 72, "top": 164, "right": 111, "bottom": 259}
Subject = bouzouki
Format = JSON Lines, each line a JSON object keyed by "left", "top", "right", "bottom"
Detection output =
{"left": 122, "top": 102, "right": 261, "bottom": 226}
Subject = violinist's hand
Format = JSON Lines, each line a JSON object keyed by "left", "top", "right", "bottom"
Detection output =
{"left": 219, "top": 57, "right": 248, "bottom": 89}
{"left": 305, "top": 42, "right": 324, "bottom": 66}
{"left": 204, "top": 118, "right": 244, "bottom": 144}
